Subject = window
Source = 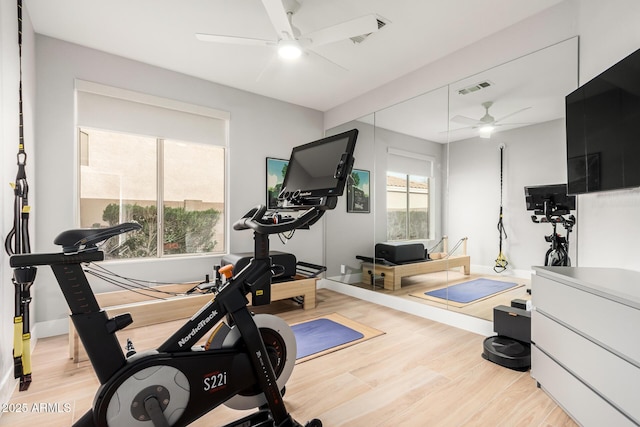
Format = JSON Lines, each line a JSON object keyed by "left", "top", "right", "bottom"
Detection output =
{"left": 76, "top": 81, "right": 228, "bottom": 259}
{"left": 79, "top": 128, "right": 225, "bottom": 259}
{"left": 386, "top": 172, "right": 430, "bottom": 241}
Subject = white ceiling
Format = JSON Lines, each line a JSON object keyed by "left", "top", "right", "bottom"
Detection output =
{"left": 25, "top": 0, "right": 564, "bottom": 112}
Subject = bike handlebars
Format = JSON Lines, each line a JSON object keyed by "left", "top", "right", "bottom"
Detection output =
{"left": 232, "top": 205, "right": 322, "bottom": 235}
{"left": 531, "top": 213, "right": 575, "bottom": 230}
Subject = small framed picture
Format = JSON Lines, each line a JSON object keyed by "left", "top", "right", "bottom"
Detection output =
{"left": 347, "top": 169, "right": 370, "bottom": 213}
{"left": 266, "top": 157, "right": 289, "bottom": 209}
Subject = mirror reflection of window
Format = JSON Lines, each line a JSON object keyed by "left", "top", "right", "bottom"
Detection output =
{"left": 386, "top": 172, "right": 430, "bottom": 241}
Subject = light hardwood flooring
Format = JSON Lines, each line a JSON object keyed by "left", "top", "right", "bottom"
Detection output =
{"left": 1, "top": 289, "right": 576, "bottom": 427}
{"left": 350, "top": 270, "right": 532, "bottom": 321}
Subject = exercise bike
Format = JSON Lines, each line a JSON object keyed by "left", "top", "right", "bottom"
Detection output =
{"left": 11, "top": 207, "right": 319, "bottom": 426}
{"left": 9, "top": 129, "right": 359, "bottom": 427}
{"left": 531, "top": 207, "right": 575, "bottom": 266}
{"left": 525, "top": 184, "right": 576, "bottom": 267}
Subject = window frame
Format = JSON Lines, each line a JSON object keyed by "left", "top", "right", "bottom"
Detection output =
{"left": 385, "top": 148, "right": 436, "bottom": 242}
{"left": 75, "top": 80, "right": 230, "bottom": 260}
{"left": 386, "top": 171, "right": 432, "bottom": 241}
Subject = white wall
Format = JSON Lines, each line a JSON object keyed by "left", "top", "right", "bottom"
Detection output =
{"left": 31, "top": 35, "right": 323, "bottom": 336}
{"left": 324, "top": 120, "right": 377, "bottom": 282}
{"left": 1, "top": 0, "right": 36, "bottom": 407}
{"left": 448, "top": 119, "right": 572, "bottom": 276}
{"left": 572, "top": 0, "right": 640, "bottom": 271}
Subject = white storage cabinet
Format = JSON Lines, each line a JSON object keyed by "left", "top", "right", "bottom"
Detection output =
{"left": 531, "top": 266, "right": 640, "bottom": 426}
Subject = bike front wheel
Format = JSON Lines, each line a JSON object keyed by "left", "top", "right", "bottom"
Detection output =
{"left": 545, "top": 248, "right": 569, "bottom": 266}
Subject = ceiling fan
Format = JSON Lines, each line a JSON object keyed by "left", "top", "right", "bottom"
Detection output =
{"left": 450, "top": 101, "right": 532, "bottom": 138}
{"left": 195, "top": 0, "right": 379, "bottom": 66}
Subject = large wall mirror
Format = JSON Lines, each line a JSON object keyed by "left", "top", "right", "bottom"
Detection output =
{"left": 325, "top": 37, "right": 578, "bottom": 323}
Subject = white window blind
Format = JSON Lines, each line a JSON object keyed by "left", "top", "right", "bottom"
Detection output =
{"left": 75, "top": 80, "right": 228, "bottom": 146}
{"left": 387, "top": 148, "right": 434, "bottom": 176}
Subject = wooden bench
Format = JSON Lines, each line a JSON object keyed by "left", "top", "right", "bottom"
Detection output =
{"left": 361, "top": 256, "right": 470, "bottom": 291}
{"left": 69, "top": 276, "right": 317, "bottom": 362}
{"left": 360, "top": 237, "right": 470, "bottom": 291}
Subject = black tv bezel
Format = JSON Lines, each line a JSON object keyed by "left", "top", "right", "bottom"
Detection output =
{"left": 565, "top": 47, "right": 640, "bottom": 195}
{"left": 279, "top": 129, "right": 358, "bottom": 207}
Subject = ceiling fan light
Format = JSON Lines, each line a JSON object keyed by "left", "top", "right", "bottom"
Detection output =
{"left": 278, "top": 40, "right": 302, "bottom": 59}
{"left": 479, "top": 125, "right": 494, "bottom": 139}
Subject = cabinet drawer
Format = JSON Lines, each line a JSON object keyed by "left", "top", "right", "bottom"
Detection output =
{"left": 533, "top": 274, "right": 640, "bottom": 363}
{"left": 531, "top": 346, "right": 636, "bottom": 427}
{"left": 533, "top": 311, "right": 640, "bottom": 423}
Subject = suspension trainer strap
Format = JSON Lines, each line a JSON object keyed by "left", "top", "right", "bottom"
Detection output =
{"left": 494, "top": 145, "right": 508, "bottom": 273}
{"left": 5, "top": 0, "right": 36, "bottom": 392}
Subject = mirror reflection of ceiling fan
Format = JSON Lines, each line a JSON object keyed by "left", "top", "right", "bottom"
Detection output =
{"left": 450, "top": 101, "right": 532, "bottom": 138}
{"left": 196, "top": 0, "right": 380, "bottom": 72}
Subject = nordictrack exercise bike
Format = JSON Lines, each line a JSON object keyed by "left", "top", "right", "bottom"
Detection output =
{"left": 9, "top": 129, "right": 358, "bottom": 427}
{"left": 524, "top": 183, "right": 576, "bottom": 267}
{"left": 532, "top": 210, "right": 575, "bottom": 266}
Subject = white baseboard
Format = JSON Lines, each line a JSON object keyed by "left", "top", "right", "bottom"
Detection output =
{"left": 0, "top": 369, "right": 17, "bottom": 411}
{"left": 33, "top": 318, "right": 69, "bottom": 339}
{"left": 330, "top": 266, "right": 532, "bottom": 285}
{"left": 326, "top": 272, "right": 362, "bottom": 285}
{"left": 471, "top": 264, "right": 533, "bottom": 280}
{"left": 317, "top": 279, "right": 493, "bottom": 336}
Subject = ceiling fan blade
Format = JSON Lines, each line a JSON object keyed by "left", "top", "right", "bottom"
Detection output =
{"left": 261, "top": 0, "right": 295, "bottom": 40}
{"left": 306, "top": 49, "right": 349, "bottom": 71}
{"left": 494, "top": 122, "right": 533, "bottom": 128}
{"left": 303, "top": 14, "right": 379, "bottom": 47}
{"left": 451, "top": 115, "right": 480, "bottom": 126}
{"left": 439, "top": 126, "right": 473, "bottom": 134}
{"left": 494, "top": 106, "right": 532, "bottom": 124}
{"left": 255, "top": 53, "right": 280, "bottom": 82}
{"left": 195, "top": 33, "right": 275, "bottom": 47}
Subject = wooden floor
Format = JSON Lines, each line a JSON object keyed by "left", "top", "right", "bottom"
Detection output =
{"left": 1, "top": 289, "right": 577, "bottom": 427}
{"left": 351, "top": 270, "right": 532, "bottom": 321}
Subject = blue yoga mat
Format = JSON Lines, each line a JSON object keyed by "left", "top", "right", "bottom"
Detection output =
{"left": 425, "top": 278, "right": 519, "bottom": 304}
{"left": 291, "top": 318, "right": 364, "bottom": 359}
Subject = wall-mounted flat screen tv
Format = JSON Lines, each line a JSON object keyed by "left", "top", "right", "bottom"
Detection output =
{"left": 565, "top": 47, "right": 640, "bottom": 194}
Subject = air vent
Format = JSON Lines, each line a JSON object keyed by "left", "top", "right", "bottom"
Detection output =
{"left": 350, "top": 16, "right": 389, "bottom": 44}
{"left": 457, "top": 80, "right": 494, "bottom": 95}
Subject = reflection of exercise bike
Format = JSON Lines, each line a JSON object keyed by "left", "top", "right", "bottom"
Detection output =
{"left": 532, "top": 210, "right": 575, "bottom": 266}
{"left": 9, "top": 129, "right": 358, "bottom": 427}
{"left": 525, "top": 184, "right": 577, "bottom": 267}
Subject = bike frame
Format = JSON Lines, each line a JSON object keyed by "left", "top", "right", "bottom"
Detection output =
{"left": 540, "top": 204, "right": 573, "bottom": 267}
{"left": 529, "top": 198, "right": 576, "bottom": 268}
{"left": 544, "top": 223, "right": 569, "bottom": 267}
{"left": 10, "top": 218, "right": 309, "bottom": 427}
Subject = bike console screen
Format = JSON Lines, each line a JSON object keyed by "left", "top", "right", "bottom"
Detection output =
{"left": 279, "top": 129, "right": 358, "bottom": 210}
{"left": 525, "top": 183, "right": 576, "bottom": 214}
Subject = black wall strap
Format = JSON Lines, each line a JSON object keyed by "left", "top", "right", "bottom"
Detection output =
{"left": 494, "top": 144, "right": 508, "bottom": 273}
{"left": 5, "top": 0, "right": 36, "bottom": 392}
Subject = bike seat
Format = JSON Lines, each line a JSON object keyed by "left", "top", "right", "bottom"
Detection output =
{"left": 54, "top": 222, "right": 141, "bottom": 253}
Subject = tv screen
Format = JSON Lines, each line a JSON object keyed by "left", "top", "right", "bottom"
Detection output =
{"left": 566, "top": 47, "right": 640, "bottom": 194}
{"left": 525, "top": 184, "right": 576, "bottom": 212}
{"left": 280, "top": 129, "right": 358, "bottom": 208}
